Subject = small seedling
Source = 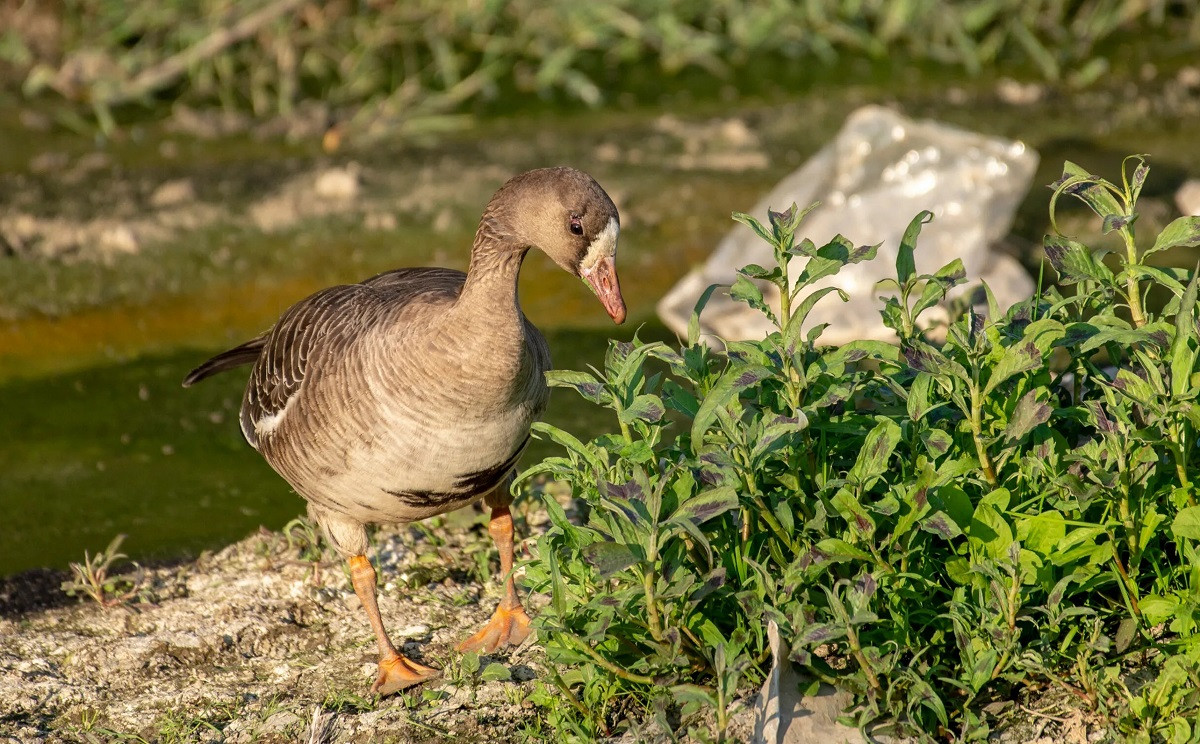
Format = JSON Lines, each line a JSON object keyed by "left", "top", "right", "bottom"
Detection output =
{"left": 61, "top": 534, "right": 144, "bottom": 609}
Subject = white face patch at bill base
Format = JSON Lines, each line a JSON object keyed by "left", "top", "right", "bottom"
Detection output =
{"left": 579, "top": 217, "right": 620, "bottom": 275}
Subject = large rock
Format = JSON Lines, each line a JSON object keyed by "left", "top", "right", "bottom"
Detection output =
{"left": 658, "top": 106, "right": 1038, "bottom": 345}
{"left": 1177, "top": 178, "right": 1200, "bottom": 216}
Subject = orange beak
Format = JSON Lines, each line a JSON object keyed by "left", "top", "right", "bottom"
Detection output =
{"left": 582, "top": 256, "right": 626, "bottom": 324}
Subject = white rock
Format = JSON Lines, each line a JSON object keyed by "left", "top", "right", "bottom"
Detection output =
{"left": 1175, "top": 179, "right": 1200, "bottom": 216}
{"left": 314, "top": 165, "right": 361, "bottom": 200}
{"left": 98, "top": 224, "right": 139, "bottom": 255}
{"left": 658, "top": 105, "right": 1038, "bottom": 346}
{"left": 150, "top": 178, "right": 196, "bottom": 208}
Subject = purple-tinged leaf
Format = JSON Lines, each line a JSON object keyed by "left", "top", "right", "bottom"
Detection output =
{"left": 1004, "top": 391, "right": 1052, "bottom": 443}
{"left": 1148, "top": 216, "right": 1200, "bottom": 256}
{"left": 606, "top": 480, "right": 645, "bottom": 502}
{"left": 797, "top": 623, "right": 845, "bottom": 646}
{"left": 690, "top": 365, "right": 772, "bottom": 444}
{"left": 620, "top": 394, "right": 665, "bottom": 424}
{"left": 1084, "top": 400, "right": 1118, "bottom": 435}
{"left": 582, "top": 542, "right": 639, "bottom": 578}
{"left": 545, "top": 370, "right": 607, "bottom": 403}
{"left": 670, "top": 486, "right": 738, "bottom": 527}
{"left": 854, "top": 572, "right": 878, "bottom": 600}
{"left": 1101, "top": 213, "right": 1135, "bottom": 234}
{"left": 1043, "top": 234, "right": 1114, "bottom": 285}
{"left": 984, "top": 339, "right": 1042, "bottom": 396}
{"left": 921, "top": 429, "right": 953, "bottom": 458}
{"left": 920, "top": 512, "right": 963, "bottom": 540}
{"left": 903, "top": 342, "right": 970, "bottom": 382}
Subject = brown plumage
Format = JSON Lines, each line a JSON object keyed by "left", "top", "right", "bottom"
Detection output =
{"left": 184, "top": 167, "right": 624, "bottom": 694}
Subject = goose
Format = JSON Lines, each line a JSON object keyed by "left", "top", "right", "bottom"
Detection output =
{"left": 183, "top": 167, "right": 624, "bottom": 695}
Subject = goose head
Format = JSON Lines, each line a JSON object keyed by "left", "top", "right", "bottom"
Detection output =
{"left": 486, "top": 167, "right": 626, "bottom": 324}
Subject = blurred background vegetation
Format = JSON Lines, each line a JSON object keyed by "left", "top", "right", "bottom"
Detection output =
{"left": 2, "top": 0, "right": 1198, "bottom": 136}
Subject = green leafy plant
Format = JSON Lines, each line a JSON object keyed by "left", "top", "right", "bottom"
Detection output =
{"left": 519, "top": 156, "right": 1200, "bottom": 741}
{"left": 61, "top": 533, "right": 145, "bottom": 609}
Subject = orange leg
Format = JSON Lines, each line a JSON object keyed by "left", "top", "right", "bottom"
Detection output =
{"left": 456, "top": 505, "right": 532, "bottom": 652}
{"left": 348, "top": 555, "right": 440, "bottom": 694}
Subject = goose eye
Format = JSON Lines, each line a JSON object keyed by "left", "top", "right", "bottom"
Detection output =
{"left": 569, "top": 217, "right": 584, "bottom": 235}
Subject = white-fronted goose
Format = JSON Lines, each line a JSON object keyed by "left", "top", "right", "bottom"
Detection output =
{"left": 184, "top": 167, "right": 624, "bottom": 695}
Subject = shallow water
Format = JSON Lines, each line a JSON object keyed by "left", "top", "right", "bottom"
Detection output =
{"left": 3, "top": 58, "right": 1200, "bottom": 575}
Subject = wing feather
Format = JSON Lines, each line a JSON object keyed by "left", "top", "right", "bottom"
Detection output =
{"left": 239, "top": 267, "right": 468, "bottom": 448}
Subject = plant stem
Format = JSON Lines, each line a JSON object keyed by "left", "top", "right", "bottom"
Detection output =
{"left": 1121, "top": 229, "right": 1147, "bottom": 328}
{"left": 1166, "top": 424, "right": 1197, "bottom": 506}
{"left": 1108, "top": 541, "right": 1142, "bottom": 620}
{"left": 548, "top": 667, "right": 594, "bottom": 718}
{"left": 845, "top": 622, "right": 882, "bottom": 691}
{"left": 642, "top": 539, "right": 664, "bottom": 642}
{"left": 562, "top": 634, "right": 656, "bottom": 685}
{"left": 970, "top": 383, "right": 997, "bottom": 485}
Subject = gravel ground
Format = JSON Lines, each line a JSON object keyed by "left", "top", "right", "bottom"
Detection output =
{"left": 0, "top": 506, "right": 557, "bottom": 743}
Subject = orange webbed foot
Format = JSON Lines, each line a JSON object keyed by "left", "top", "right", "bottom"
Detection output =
{"left": 372, "top": 652, "right": 441, "bottom": 696}
{"left": 456, "top": 604, "right": 532, "bottom": 653}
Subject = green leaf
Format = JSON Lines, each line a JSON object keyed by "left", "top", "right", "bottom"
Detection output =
{"left": 1078, "top": 320, "right": 1172, "bottom": 354}
{"left": 786, "top": 286, "right": 848, "bottom": 353}
{"left": 907, "top": 372, "right": 934, "bottom": 421}
{"left": 1016, "top": 512, "right": 1066, "bottom": 555}
{"left": 620, "top": 394, "right": 665, "bottom": 424}
{"left": 670, "top": 486, "right": 739, "bottom": 526}
{"left": 847, "top": 419, "right": 902, "bottom": 486}
{"left": 461, "top": 650, "right": 481, "bottom": 675}
{"left": 814, "top": 537, "right": 871, "bottom": 562}
{"left": 1172, "top": 506, "right": 1200, "bottom": 541}
{"left": 1140, "top": 593, "right": 1181, "bottom": 625}
{"left": 690, "top": 364, "right": 772, "bottom": 444}
{"left": 1043, "top": 234, "right": 1114, "bottom": 285}
{"left": 968, "top": 503, "right": 1013, "bottom": 559}
{"left": 730, "top": 275, "right": 777, "bottom": 325}
{"left": 671, "top": 683, "right": 718, "bottom": 709}
{"left": 1170, "top": 271, "right": 1199, "bottom": 398}
{"left": 661, "top": 379, "right": 699, "bottom": 417}
{"left": 688, "top": 283, "right": 721, "bottom": 346}
{"left": 1056, "top": 162, "right": 1124, "bottom": 220}
{"left": 911, "top": 258, "right": 967, "bottom": 318}
{"left": 732, "top": 212, "right": 773, "bottom": 244}
{"left": 531, "top": 422, "right": 605, "bottom": 472}
{"left": 903, "top": 340, "right": 970, "bottom": 383}
{"left": 984, "top": 339, "right": 1042, "bottom": 395}
{"left": 480, "top": 662, "right": 512, "bottom": 682}
{"left": 1148, "top": 216, "right": 1200, "bottom": 256}
{"left": 545, "top": 369, "right": 607, "bottom": 403}
{"left": 897, "top": 210, "right": 933, "bottom": 285}
{"left": 1003, "top": 390, "right": 1051, "bottom": 442}
{"left": 581, "top": 542, "right": 640, "bottom": 577}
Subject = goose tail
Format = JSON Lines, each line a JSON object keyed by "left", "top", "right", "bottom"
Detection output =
{"left": 182, "top": 336, "right": 267, "bottom": 387}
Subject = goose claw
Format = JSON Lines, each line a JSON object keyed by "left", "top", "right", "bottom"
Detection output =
{"left": 372, "top": 652, "right": 441, "bottom": 696}
{"left": 456, "top": 604, "right": 532, "bottom": 653}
